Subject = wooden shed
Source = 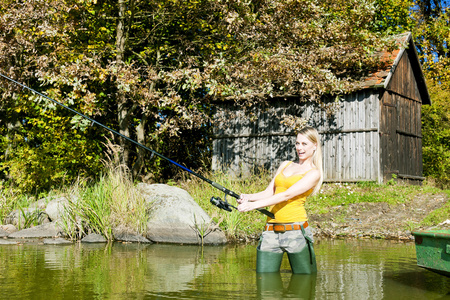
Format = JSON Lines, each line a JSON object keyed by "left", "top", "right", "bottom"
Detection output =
{"left": 212, "top": 32, "right": 431, "bottom": 184}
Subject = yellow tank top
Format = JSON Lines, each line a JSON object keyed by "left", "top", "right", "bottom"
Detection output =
{"left": 267, "top": 161, "right": 314, "bottom": 223}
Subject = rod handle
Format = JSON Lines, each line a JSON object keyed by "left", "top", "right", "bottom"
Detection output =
{"left": 211, "top": 182, "right": 274, "bottom": 218}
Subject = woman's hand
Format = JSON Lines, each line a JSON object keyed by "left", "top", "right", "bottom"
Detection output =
{"left": 237, "top": 194, "right": 250, "bottom": 204}
{"left": 237, "top": 201, "right": 256, "bottom": 212}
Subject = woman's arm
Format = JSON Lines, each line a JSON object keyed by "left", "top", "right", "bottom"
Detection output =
{"left": 237, "top": 169, "right": 320, "bottom": 212}
{"left": 237, "top": 161, "right": 290, "bottom": 204}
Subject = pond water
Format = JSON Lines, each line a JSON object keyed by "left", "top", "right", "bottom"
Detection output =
{"left": 1, "top": 239, "right": 450, "bottom": 299}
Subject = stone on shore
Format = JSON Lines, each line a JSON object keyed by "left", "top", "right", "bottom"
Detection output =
{"left": 8, "top": 222, "right": 62, "bottom": 239}
{"left": 113, "top": 226, "right": 152, "bottom": 243}
{"left": 45, "top": 197, "right": 71, "bottom": 222}
{"left": 0, "top": 229, "right": 9, "bottom": 238}
{"left": 139, "top": 183, "right": 227, "bottom": 245}
{"left": 0, "top": 224, "right": 17, "bottom": 234}
{"left": 43, "top": 238, "right": 73, "bottom": 245}
{"left": 81, "top": 233, "right": 107, "bottom": 243}
{"left": 0, "top": 240, "right": 19, "bottom": 245}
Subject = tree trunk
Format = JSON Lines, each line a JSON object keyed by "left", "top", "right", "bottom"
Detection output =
{"left": 132, "top": 113, "right": 147, "bottom": 178}
{"left": 116, "top": 0, "right": 130, "bottom": 166}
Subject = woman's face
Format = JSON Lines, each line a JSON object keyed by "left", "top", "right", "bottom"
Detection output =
{"left": 295, "top": 133, "right": 316, "bottom": 160}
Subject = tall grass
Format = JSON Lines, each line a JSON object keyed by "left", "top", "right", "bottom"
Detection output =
{"left": 60, "top": 164, "right": 148, "bottom": 241}
{"left": 0, "top": 187, "right": 46, "bottom": 226}
{"left": 0, "top": 188, "right": 17, "bottom": 224}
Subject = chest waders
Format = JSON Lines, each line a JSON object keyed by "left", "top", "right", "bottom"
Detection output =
{"left": 256, "top": 224, "right": 317, "bottom": 274}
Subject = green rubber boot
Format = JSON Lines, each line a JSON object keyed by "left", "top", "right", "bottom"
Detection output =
{"left": 287, "top": 245, "right": 317, "bottom": 274}
{"left": 256, "top": 248, "right": 284, "bottom": 273}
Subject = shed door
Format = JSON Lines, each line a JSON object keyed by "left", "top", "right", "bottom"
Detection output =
{"left": 380, "top": 91, "right": 424, "bottom": 183}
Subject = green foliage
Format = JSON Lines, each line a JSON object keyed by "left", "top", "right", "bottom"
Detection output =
{"left": 0, "top": 96, "right": 104, "bottom": 194}
{"left": 373, "top": 0, "right": 415, "bottom": 33}
{"left": 421, "top": 82, "right": 450, "bottom": 188}
{"left": 0, "top": 0, "right": 449, "bottom": 195}
{"left": 16, "top": 206, "right": 47, "bottom": 230}
{"left": 0, "top": 0, "right": 398, "bottom": 194}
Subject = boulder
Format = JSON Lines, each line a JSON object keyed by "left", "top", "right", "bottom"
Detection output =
{"left": 0, "top": 240, "right": 18, "bottom": 245}
{"left": 81, "top": 233, "right": 107, "bottom": 243}
{"left": 0, "top": 225, "right": 16, "bottom": 239}
{"left": 4, "top": 207, "right": 50, "bottom": 228}
{"left": 28, "top": 198, "right": 48, "bottom": 210}
{"left": 45, "top": 197, "right": 71, "bottom": 221}
{"left": 8, "top": 222, "right": 62, "bottom": 239}
{"left": 43, "top": 238, "right": 73, "bottom": 245}
{"left": 138, "top": 183, "right": 227, "bottom": 245}
{"left": 0, "top": 228, "right": 9, "bottom": 238}
{"left": 113, "top": 225, "right": 152, "bottom": 243}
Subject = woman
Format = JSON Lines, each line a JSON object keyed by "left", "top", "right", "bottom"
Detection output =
{"left": 237, "top": 126, "right": 323, "bottom": 273}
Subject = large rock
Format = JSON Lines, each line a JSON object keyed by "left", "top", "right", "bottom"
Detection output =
{"left": 0, "top": 224, "right": 16, "bottom": 236}
{"left": 4, "top": 196, "right": 74, "bottom": 228}
{"left": 43, "top": 238, "right": 73, "bottom": 245}
{"left": 0, "top": 228, "right": 9, "bottom": 238}
{"left": 45, "top": 197, "right": 71, "bottom": 221}
{"left": 81, "top": 233, "right": 107, "bottom": 243}
{"left": 8, "top": 222, "right": 62, "bottom": 239}
{"left": 113, "top": 225, "right": 152, "bottom": 243}
{"left": 4, "top": 204, "right": 50, "bottom": 228}
{"left": 138, "top": 183, "right": 227, "bottom": 245}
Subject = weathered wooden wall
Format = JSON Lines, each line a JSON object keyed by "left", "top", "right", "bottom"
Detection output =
{"left": 212, "top": 89, "right": 383, "bottom": 182}
{"left": 212, "top": 100, "right": 305, "bottom": 177}
{"left": 380, "top": 48, "right": 424, "bottom": 183}
{"left": 322, "top": 90, "right": 381, "bottom": 182}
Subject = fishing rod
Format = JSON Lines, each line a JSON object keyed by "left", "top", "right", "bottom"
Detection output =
{"left": 0, "top": 72, "right": 274, "bottom": 218}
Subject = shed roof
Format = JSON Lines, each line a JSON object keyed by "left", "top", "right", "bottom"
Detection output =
{"left": 359, "top": 32, "right": 431, "bottom": 105}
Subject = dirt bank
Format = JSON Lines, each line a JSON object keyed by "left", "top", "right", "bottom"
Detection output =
{"left": 309, "top": 192, "right": 449, "bottom": 240}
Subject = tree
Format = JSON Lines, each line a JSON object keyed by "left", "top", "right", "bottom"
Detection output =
{"left": 422, "top": 82, "right": 450, "bottom": 187}
{"left": 0, "top": 0, "right": 397, "bottom": 193}
{"left": 412, "top": 0, "right": 450, "bottom": 186}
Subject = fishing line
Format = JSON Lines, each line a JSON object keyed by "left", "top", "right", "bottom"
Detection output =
{"left": 0, "top": 72, "right": 274, "bottom": 218}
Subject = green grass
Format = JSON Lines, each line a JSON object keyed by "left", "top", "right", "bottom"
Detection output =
{"left": 60, "top": 164, "right": 148, "bottom": 241}
{"left": 306, "top": 181, "right": 444, "bottom": 214}
{"left": 0, "top": 186, "right": 52, "bottom": 228}
{"left": 419, "top": 189, "right": 450, "bottom": 227}
{"left": 2, "top": 164, "right": 449, "bottom": 241}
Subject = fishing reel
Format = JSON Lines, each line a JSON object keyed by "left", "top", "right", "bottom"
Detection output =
{"left": 210, "top": 195, "right": 237, "bottom": 212}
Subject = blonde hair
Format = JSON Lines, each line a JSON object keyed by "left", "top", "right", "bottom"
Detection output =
{"left": 297, "top": 126, "right": 323, "bottom": 196}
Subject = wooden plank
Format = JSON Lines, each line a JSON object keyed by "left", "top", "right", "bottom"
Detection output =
{"left": 212, "top": 83, "right": 422, "bottom": 182}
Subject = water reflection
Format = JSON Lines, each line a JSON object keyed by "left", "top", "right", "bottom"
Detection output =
{"left": 1, "top": 239, "right": 450, "bottom": 299}
{"left": 257, "top": 273, "right": 317, "bottom": 299}
{"left": 143, "top": 244, "right": 222, "bottom": 293}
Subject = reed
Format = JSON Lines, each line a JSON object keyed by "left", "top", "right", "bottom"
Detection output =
{"left": 60, "top": 147, "right": 148, "bottom": 241}
{"left": 0, "top": 188, "right": 16, "bottom": 224}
